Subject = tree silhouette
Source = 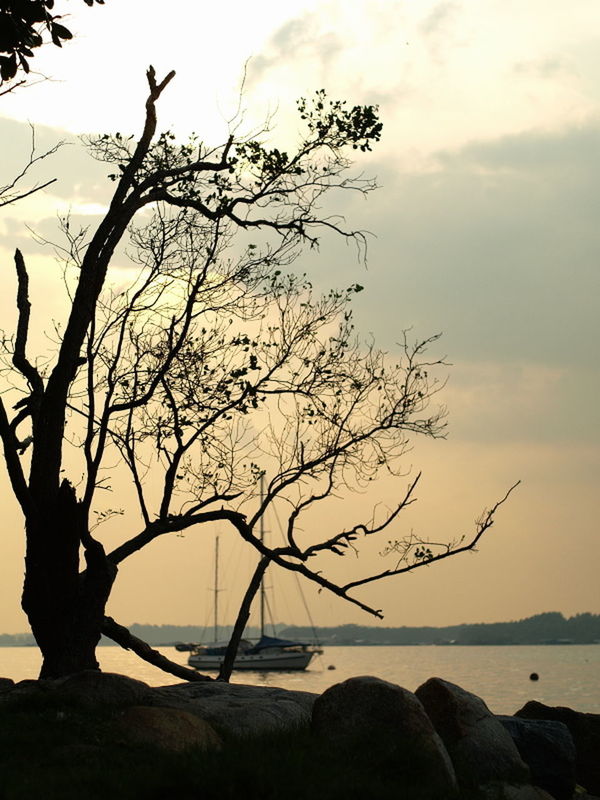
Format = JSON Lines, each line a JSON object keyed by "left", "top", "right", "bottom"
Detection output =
{"left": 0, "top": 68, "right": 515, "bottom": 680}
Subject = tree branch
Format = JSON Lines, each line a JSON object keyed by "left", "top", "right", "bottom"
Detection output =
{"left": 0, "top": 396, "right": 32, "bottom": 515}
{"left": 303, "top": 473, "right": 421, "bottom": 558}
{"left": 0, "top": 125, "right": 62, "bottom": 208}
{"left": 218, "top": 556, "right": 269, "bottom": 682}
{"left": 107, "top": 508, "right": 384, "bottom": 618}
{"left": 101, "top": 616, "right": 212, "bottom": 682}
{"left": 0, "top": 178, "right": 57, "bottom": 208}
{"left": 12, "top": 249, "right": 44, "bottom": 396}
{"left": 343, "top": 481, "right": 521, "bottom": 591}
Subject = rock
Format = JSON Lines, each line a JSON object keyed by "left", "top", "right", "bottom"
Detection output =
{"left": 149, "top": 680, "right": 318, "bottom": 738}
{"left": 2, "top": 671, "right": 154, "bottom": 709}
{"left": 114, "top": 705, "right": 222, "bottom": 753}
{"left": 49, "top": 670, "right": 154, "bottom": 709}
{"left": 2, "top": 677, "right": 46, "bottom": 702}
{"left": 311, "top": 675, "right": 458, "bottom": 799}
{"left": 48, "top": 743, "right": 105, "bottom": 763}
{"left": 0, "top": 678, "right": 15, "bottom": 692}
{"left": 473, "top": 786, "right": 554, "bottom": 800}
{"left": 416, "top": 677, "right": 530, "bottom": 799}
{"left": 515, "top": 701, "right": 600, "bottom": 797}
{"left": 498, "top": 715, "right": 576, "bottom": 800}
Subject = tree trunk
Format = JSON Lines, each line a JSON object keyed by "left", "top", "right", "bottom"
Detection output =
{"left": 218, "top": 556, "right": 269, "bottom": 682}
{"left": 22, "top": 481, "right": 116, "bottom": 678}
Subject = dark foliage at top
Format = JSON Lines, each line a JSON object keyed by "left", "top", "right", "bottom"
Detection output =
{"left": 0, "top": 0, "right": 104, "bottom": 82}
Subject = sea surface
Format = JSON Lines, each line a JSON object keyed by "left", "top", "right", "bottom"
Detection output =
{"left": 1, "top": 644, "right": 598, "bottom": 715}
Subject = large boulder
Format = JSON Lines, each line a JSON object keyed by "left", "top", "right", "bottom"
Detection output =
{"left": 0, "top": 678, "right": 15, "bottom": 692}
{"left": 311, "top": 675, "right": 458, "bottom": 799}
{"left": 149, "top": 680, "right": 318, "bottom": 738}
{"left": 416, "top": 677, "right": 533, "bottom": 800}
{"left": 50, "top": 670, "right": 154, "bottom": 709}
{"left": 515, "top": 701, "right": 600, "bottom": 796}
{"left": 114, "top": 705, "right": 222, "bottom": 753}
{"left": 498, "top": 715, "right": 576, "bottom": 800}
{"left": 3, "top": 670, "right": 153, "bottom": 709}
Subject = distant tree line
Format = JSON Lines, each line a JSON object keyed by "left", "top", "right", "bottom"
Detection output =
{"left": 1, "top": 612, "right": 598, "bottom": 647}
{"left": 282, "top": 612, "right": 600, "bottom": 646}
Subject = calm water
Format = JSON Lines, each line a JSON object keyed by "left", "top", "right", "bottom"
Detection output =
{"left": 1, "top": 645, "right": 598, "bottom": 715}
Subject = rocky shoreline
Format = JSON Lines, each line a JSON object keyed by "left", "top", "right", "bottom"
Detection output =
{"left": 0, "top": 671, "right": 598, "bottom": 799}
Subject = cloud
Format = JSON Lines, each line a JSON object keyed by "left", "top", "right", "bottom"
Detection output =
{"left": 437, "top": 121, "right": 600, "bottom": 174}
{"left": 337, "top": 121, "right": 600, "bottom": 361}
{"left": 248, "top": 13, "right": 344, "bottom": 91}
{"left": 443, "top": 360, "right": 599, "bottom": 445}
{"left": 290, "top": 119, "right": 600, "bottom": 447}
{"left": 418, "top": 1, "right": 463, "bottom": 63}
{"left": 513, "top": 56, "right": 578, "bottom": 81}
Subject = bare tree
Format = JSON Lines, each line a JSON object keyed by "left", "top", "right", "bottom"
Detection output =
{"left": 0, "top": 67, "right": 515, "bottom": 680}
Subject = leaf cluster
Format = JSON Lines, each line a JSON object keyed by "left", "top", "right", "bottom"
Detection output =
{"left": 297, "top": 90, "right": 383, "bottom": 152}
{"left": 0, "top": 0, "right": 103, "bottom": 82}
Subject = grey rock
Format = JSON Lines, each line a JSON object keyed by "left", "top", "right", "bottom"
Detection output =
{"left": 149, "top": 680, "right": 318, "bottom": 738}
{"left": 498, "top": 715, "right": 576, "bottom": 800}
{"left": 311, "top": 675, "right": 459, "bottom": 799}
{"left": 416, "top": 677, "right": 530, "bottom": 798}
{"left": 515, "top": 701, "right": 600, "bottom": 796}
{"left": 0, "top": 677, "right": 15, "bottom": 692}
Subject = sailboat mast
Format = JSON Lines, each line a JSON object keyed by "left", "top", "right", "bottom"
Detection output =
{"left": 259, "top": 475, "right": 265, "bottom": 639}
{"left": 214, "top": 535, "right": 219, "bottom": 643}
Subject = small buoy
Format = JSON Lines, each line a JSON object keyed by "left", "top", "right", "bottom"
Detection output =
{"left": 327, "top": 665, "right": 336, "bottom": 670}
{"left": 529, "top": 672, "right": 539, "bottom": 681}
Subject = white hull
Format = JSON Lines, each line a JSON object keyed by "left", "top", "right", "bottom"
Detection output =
{"left": 188, "top": 649, "right": 314, "bottom": 671}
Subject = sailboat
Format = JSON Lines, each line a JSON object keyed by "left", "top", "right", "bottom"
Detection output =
{"left": 187, "top": 631, "right": 318, "bottom": 671}
{"left": 187, "top": 492, "right": 320, "bottom": 672}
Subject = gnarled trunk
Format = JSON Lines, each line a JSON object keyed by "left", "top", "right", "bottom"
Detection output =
{"left": 22, "top": 480, "right": 117, "bottom": 678}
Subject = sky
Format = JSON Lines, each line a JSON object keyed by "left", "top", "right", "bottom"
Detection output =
{"left": 0, "top": 0, "right": 598, "bottom": 635}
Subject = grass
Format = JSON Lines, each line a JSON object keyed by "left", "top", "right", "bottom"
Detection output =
{"left": 0, "top": 693, "right": 423, "bottom": 800}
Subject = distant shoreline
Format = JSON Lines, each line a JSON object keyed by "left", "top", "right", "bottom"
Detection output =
{"left": 2, "top": 641, "right": 599, "bottom": 648}
{"left": 1, "top": 611, "right": 599, "bottom": 648}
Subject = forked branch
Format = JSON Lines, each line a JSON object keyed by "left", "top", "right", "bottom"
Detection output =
{"left": 343, "top": 480, "right": 521, "bottom": 591}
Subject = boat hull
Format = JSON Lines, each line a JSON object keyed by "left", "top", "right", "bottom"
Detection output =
{"left": 188, "top": 650, "right": 315, "bottom": 671}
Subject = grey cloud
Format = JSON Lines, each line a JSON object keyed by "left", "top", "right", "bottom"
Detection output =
{"left": 419, "top": 1, "right": 460, "bottom": 38}
{"left": 512, "top": 56, "right": 578, "bottom": 81}
{"left": 437, "top": 122, "right": 600, "bottom": 174}
{"left": 248, "top": 14, "right": 343, "bottom": 89}
{"left": 418, "top": 1, "right": 463, "bottom": 64}
{"left": 293, "top": 122, "right": 600, "bottom": 444}
{"left": 445, "top": 361, "right": 600, "bottom": 445}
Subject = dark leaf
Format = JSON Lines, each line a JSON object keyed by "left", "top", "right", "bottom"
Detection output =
{"left": 51, "top": 22, "right": 73, "bottom": 41}
{"left": 17, "top": 53, "right": 30, "bottom": 73}
{"left": 0, "top": 53, "right": 18, "bottom": 81}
